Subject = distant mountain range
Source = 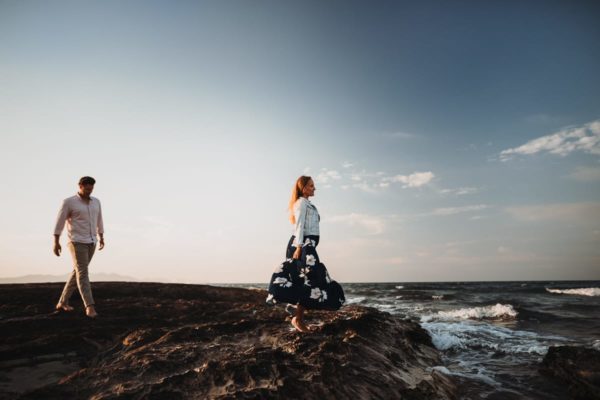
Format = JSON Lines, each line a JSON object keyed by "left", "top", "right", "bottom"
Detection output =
{"left": 0, "top": 273, "right": 139, "bottom": 284}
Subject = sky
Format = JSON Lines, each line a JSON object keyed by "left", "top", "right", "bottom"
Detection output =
{"left": 0, "top": 0, "right": 599, "bottom": 283}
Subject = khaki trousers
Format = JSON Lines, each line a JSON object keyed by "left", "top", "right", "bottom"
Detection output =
{"left": 58, "top": 242, "right": 96, "bottom": 308}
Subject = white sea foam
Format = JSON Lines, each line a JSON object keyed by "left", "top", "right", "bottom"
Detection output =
{"left": 432, "top": 365, "right": 499, "bottom": 386}
{"left": 427, "top": 327, "right": 465, "bottom": 350}
{"left": 432, "top": 295, "right": 444, "bottom": 300}
{"left": 421, "top": 303, "right": 517, "bottom": 322}
{"left": 592, "top": 340, "right": 600, "bottom": 351}
{"left": 432, "top": 366, "right": 452, "bottom": 374}
{"left": 395, "top": 285, "right": 404, "bottom": 289}
{"left": 546, "top": 287, "right": 600, "bottom": 296}
{"left": 345, "top": 296, "right": 367, "bottom": 305}
{"left": 421, "top": 320, "right": 565, "bottom": 355}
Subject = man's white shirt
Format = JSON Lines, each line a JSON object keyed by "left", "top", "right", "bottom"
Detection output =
{"left": 54, "top": 195, "right": 104, "bottom": 244}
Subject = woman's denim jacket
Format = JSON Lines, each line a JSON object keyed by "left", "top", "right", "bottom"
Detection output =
{"left": 293, "top": 197, "right": 320, "bottom": 247}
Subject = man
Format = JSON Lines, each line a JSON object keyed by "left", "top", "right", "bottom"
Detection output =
{"left": 54, "top": 176, "right": 105, "bottom": 318}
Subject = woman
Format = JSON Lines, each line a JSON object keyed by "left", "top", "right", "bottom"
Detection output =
{"left": 267, "top": 176, "right": 345, "bottom": 332}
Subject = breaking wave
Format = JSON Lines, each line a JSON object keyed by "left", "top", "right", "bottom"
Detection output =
{"left": 546, "top": 287, "right": 600, "bottom": 297}
{"left": 421, "top": 320, "right": 565, "bottom": 354}
{"left": 421, "top": 303, "right": 517, "bottom": 322}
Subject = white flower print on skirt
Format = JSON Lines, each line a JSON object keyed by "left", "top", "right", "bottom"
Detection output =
{"left": 266, "top": 235, "right": 345, "bottom": 310}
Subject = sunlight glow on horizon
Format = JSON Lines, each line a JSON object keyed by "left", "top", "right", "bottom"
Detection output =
{"left": 1, "top": 1, "right": 599, "bottom": 282}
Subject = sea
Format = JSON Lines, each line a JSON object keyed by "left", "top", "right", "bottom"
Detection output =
{"left": 236, "top": 280, "right": 600, "bottom": 399}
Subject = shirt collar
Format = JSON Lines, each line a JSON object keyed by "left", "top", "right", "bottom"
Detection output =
{"left": 77, "top": 193, "right": 93, "bottom": 202}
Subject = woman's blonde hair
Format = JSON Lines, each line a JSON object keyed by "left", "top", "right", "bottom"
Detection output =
{"left": 289, "top": 175, "right": 313, "bottom": 224}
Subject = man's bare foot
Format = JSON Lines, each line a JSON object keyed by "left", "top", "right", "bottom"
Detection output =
{"left": 85, "top": 305, "right": 98, "bottom": 318}
{"left": 55, "top": 303, "right": 74, "bottom": 312}
{"left": 291, "top": 316, "right": 313, "bottom": 333}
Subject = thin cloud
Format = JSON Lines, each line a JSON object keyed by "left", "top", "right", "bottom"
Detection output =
{"left": 567, "top": 166, "right": 600, "bottom": 182}
{"left": 384, "top": 171, "right": 435, "bottom": 188}
{"left": 429, "top": 204, "right": 489, "bottom": 216}
{"left": 525, "top": 113, "right": 563, "bottom": 125}
{"left": 382, "top": 131, "right": 416, "bottom": 139}
{"left": 328, "top": 213, "right": 385, "bottom": 235}
{"left": 305, "top": 166, "right": 435, "bottom": 192}
{"left": 314, "top": 168, "right": 341, "bottom": 184}
{"left": 500, "top": 120, "right": 600, "bottom": 161}
{"left": 341, "top": 161, "right": 354, "bottom": 168}
{"left": 506, "top": 202, "right": 600, "bottom": 224}
{"left": 350, "top": 173, "right": 363, "bottom": 181}
{"left": 439, "top": 187, "right": 478, "bottom": 196}
{"left": 352, "top": 182, "right": 379, "bottom": 193}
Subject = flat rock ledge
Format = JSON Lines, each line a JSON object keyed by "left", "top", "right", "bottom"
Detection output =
{"left": 0, "top": 282, "right": 459, "bottom": 399}
{"left": 540, "top": 345, "right": 600, "bottom": 400}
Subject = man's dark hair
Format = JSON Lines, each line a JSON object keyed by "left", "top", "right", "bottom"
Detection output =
{"left": 79, "top": 176, "right": 96, "bottom": 186}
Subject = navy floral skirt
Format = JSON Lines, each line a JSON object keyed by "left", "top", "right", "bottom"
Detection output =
{"left": 266, "top": 235, "right": 345, "bottom": 310}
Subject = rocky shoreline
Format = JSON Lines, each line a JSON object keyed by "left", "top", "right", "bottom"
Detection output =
{"left": 0, "top": 282, "right": 460, "bottom": 399}
{"left": 540, "top": 345, "right": 600, "bottom": 400}
{"left": 4, "top": 283, "right": 598, "bottom": 399}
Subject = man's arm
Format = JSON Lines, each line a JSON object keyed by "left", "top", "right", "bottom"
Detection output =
{"left": 53, "top": 234, "right": 61, "bottom": 256}
{"left": 97, "top": 201, "right": 105, "bottom": 250}
{"left": 53, "top": 200, "right": 69, "bottom": 257}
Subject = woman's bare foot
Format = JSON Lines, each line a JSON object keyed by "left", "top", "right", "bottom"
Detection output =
{"left": 55, "top": 303, "right": 74, "bottom": 312}
{"left": 85, "top": 305, "right": 98, "bottom": 318}
{"left": 291, "top": 316, "right": 313, "bottom": 333}
{"left": 285, "top": 304, "right": 297, "bottom": 316}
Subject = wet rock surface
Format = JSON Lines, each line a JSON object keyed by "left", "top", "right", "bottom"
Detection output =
{"left": 1, "top": 282, "right": 460, "bottom": 399}
{"left": 540, "top": 345, "right": 600, "bottom": 400}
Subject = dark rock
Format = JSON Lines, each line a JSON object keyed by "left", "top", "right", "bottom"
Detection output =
{"left": 540, "top": 345, "right": 600, "bottom": 400}
{"left": 0, "top": 282, "right": 460, "bottom": 399}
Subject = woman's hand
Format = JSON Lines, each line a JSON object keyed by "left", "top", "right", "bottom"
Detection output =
{"left": 293, "top": 246, "right": 302, "bottom": 260}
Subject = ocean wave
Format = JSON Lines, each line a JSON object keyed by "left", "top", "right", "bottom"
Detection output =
{"left": 426, "top": 327, "right": 465, "bottom": 351}
{"left": 514, "top": 307, "right": 559, "bottom": 323}
{"left": 394, "top": 291, "right": 440, "bottom": 301}
{"left": 345, "top": 296, "right": 367, "bottom": 305}
{"left": 421, "top": 303, "right": 517, "bottom": 322}
{"left": 545, "top": 287, "right": 600, "bottom": 297}
{"left": 345, "top": 289, "right": 388, "bottom": 297}
{"left": 421, "top": 321, "right": 564, "bottom": 355}
{"left": 432, "top": 365, "right": 499, "bottom": 386}
{"left": 432, "top": 295, "right": 444, "bottom": 300}
{"left": 395, "top": 285, "right": 404, "bottom": 289}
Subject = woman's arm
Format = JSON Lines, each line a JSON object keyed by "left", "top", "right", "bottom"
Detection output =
{"left": 293, "top": 198, "right": 308, "bottom": 254}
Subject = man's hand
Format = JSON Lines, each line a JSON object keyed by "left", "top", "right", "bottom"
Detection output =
{"left": 99, "top": 238, "right": 105, "bottom": 250}
{"left": 53, "top": 242, "right": 62, "bottom": 257}
{"left": 293, "top": 246, "right": 302, "bottom": 260}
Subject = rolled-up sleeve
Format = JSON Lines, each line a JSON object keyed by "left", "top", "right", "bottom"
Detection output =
{"left": 293, "top": 199, "right": 307, "bottom": 247}
{"left": 54, "top": 199, "right": 70, "bottom": 236}
{"left": 97, "top": 201, "right": 104, "bottom": 234}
